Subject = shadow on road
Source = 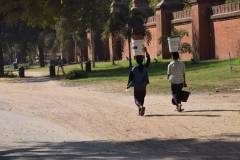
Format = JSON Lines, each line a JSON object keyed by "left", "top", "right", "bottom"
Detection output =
{"left": 9, "top": 76, "right": 63, "bottom": 83}
{"left": 145, "top": 114, "right": 221, "bottom": 117}
{"left": 185, "top": 110, "right": 240, "bottom": 113}
{"left": 0, "top": 136, "right": 240, "bottom": 159}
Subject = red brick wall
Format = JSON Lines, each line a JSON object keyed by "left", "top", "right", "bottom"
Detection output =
{"left": 122, "top": 38, "right": 130, "bottom": 60}
{"left": 174, "top": 23, "right": 193, "bottom": 60}
{"left": 213, "top": 19, "right": 240, "bottom": 59}
{"left": 67, "top": 43, "right": 75, "bottom": 63}
{"left": 145, "top": 26, "right": 157, "bottom": 58}
{"left": 90, "top": 1, "right": 240, "bottom": 62}
{"left": 211, "top": 2, "right": 240, "bottom": 59}
{"left": 87, "top": 31, "right": 110, "bottom": 62}
{"left": 120, "top": 25, "right": 158, "bottom": 61}
{"left": 94, "top": 31, "right": 110, "bottom": 61}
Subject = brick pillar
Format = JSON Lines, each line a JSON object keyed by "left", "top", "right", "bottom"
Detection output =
{"left": 110, "top": 0, "right": 124, "bottom": 61}
{"left": 131, "top": 0, "right": 154, "bottom": 17}
{"left": 190, "top": 0, "right": 224, "bottom": 60}
{"left": 155, "top": 0, "right": 184, "bottom": 59}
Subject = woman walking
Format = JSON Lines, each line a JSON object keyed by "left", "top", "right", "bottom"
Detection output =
{"left": 167, "top": 52, "right": 187, "bottom": 112}
{"left": 126, "top": 47, "right": 150, "bottom": 116}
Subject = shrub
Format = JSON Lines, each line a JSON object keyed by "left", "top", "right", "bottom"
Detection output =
{"left": 65, "top": 69, "right": 88, "bottom": 80}
{"left": 0, "top": 71, "right": 17, "bottom": 78}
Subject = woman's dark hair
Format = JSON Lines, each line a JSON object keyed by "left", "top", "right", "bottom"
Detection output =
{"left": 171, "top": 52, "right": 179, "bottom": 60}
{"left": 135, "top": 56, "right": 144, "bottom": 72}
{"left": 136, "top": 56, "right": 143, "bottom": 64}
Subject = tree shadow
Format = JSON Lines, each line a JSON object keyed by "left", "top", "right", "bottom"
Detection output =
{"left": 185, "top": 110, "right": 240, "bottom": 113}
{"left": 145, "top": 114, "right": 221, "bottom": 117}
{"left": 0, "top": 135, "right": 240, "bottom": 159}
{"left": 145, "top": 109, "right": 240, "bottom": 117}
{"left": 10, "top": 76, "right": 62, "bottom": 83}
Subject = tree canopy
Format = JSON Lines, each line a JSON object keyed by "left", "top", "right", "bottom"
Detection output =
{"left": 102, "top": 3, "right": 152, "bottom": 68}
{"left": 0, "top": 0, "right": 112, "bottom": 74}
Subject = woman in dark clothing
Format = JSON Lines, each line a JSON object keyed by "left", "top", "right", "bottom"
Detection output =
{"left": 126, "top": 47, "right": 150, "bottom": 116}
{"left": 167, "top": 52, "right": 187, "bottom": 112}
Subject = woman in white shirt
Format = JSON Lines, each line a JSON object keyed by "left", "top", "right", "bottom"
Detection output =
{"left": 167, "top": 52, "right": 187, "bottom": 112}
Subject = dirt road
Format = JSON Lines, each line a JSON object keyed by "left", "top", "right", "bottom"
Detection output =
{"left": 0, "top": 71, "right": 240, "bottom": 159}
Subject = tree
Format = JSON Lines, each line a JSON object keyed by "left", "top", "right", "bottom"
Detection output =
{"left": 0, "top": 0, "right": 112, "bottom": 75}
{"left": 54, "top": 17, "right": 90, "bottom": 71}
{"left": 60, "top": 0, "right": 112, "bottom": 68}
{"left": 109, "top": 4, "right": 152, "bottom": 68}
{"left": 0, "top": 0, "right": 62, "bottom": 75}
{"left": 102, "top": 9, "right": 125, "bottom": 65}
{"left": 0, "top": 20, "right": 47, "bottom": 65}
{"left": 44, "top": 31, "right": 58, "bottom": 61}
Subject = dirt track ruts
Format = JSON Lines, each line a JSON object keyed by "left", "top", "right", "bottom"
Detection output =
{"left": 0, "top": 70, "right": 240, "bottom": 159}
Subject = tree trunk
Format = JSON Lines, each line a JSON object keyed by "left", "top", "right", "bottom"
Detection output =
{"left": 112, "top": 36, "right": 115, "bottom": 65}
{"left": 38, "top": 45, "right": 45, "bottom": 67}
{"left": 38, "top": 32, "right": 45, "bottom": 67}
{"left": 75, "top": 40, "right": 78, "bottom": 63}
{"left": 0, "top": 43, "right": 4, "bottom": 75}
{"left": 0, "top": 25, "right": 4, "bottom": 75}
{"left": 128, "top": 39, "right": 132, "bottom": 68}
{"left": 90, "top": 29, "right": 95, "bottom": 68}
{"left": 79, "top": 47, "right": 83, "bottom": 71}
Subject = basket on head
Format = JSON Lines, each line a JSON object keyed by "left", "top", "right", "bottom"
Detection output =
{"left": 167, "top": 36, "right": 180, "bottom": 53}
{"left": 132, "top": 40, "right": 145, "bottom": 56}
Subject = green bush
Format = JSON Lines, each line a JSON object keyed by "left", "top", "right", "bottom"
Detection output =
{"left": 65, "top": 69, "right": 88, "bottom": 80}
{"left": 225, "top": 0, "right": 240, "bottom": 3}
{"left": 0, "top": 71, "right": 17, "bottom": 78}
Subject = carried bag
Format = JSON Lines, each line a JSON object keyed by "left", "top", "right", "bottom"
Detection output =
{"left": 180, "top": 90, "right": 191, "bottom": 102}
{"left": 171, "top": 90, "right": 191, "bottom": 105}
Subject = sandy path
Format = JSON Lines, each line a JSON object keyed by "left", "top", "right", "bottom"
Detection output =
{"left": 0, "top": 71, "right": 240, "bottom": 159}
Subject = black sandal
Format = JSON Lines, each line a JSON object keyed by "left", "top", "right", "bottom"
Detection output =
{"left": 140, "top": 107, "right": 145, "bottom": 116}
{"left": 138, "top": 108, "right": 141, "bottom": 116}
{"left": 177, "top": 104, "right": 184, "bottom": 112}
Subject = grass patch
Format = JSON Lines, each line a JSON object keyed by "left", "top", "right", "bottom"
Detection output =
{"left": 0, "top": 70, "right": 17, "bottom": 78}
{"left": 2, "top": 58, "right": 240, "bottom": 94}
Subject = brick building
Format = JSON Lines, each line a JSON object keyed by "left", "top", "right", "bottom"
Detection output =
{"left": 115, "top": 0, "right": 240, "bottom": 61}
{"left": 68, "top": 0, "right": 240, "bottom": 62}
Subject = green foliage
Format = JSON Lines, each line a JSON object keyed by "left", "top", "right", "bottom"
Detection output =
{"left": 102, "top": 3, "right": 152, "bottom": 68}
{"left": 148, "top": 0, "right": 191, "bottom": 13}
{"left": 158, "top": 28, "right": 192, "bottom": 56}
{"left": 65, "top": 69, "right": 88, "bottom": 80}
{"left": 0, "top": 1, "right": 62, "bottom": 27}
{"left": 0, "top": 0, "right": 113, "bottom": 74}
{"left": 148, "top": 0, "right": 160, "bottom": 13}
{"left": 183, "top": 0, "right": 191, "bottom": 10}
{"left": 225, "top": 0, "right": 240, "bottom": 3}
{"left": 171, "top": 28, "right": 189, "bottom": 38}
{"left": 129, "top": 10, "right": 150, "bottom": 37}
{"left": 0, "top": 21, "right": 42, "bottom": 63}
